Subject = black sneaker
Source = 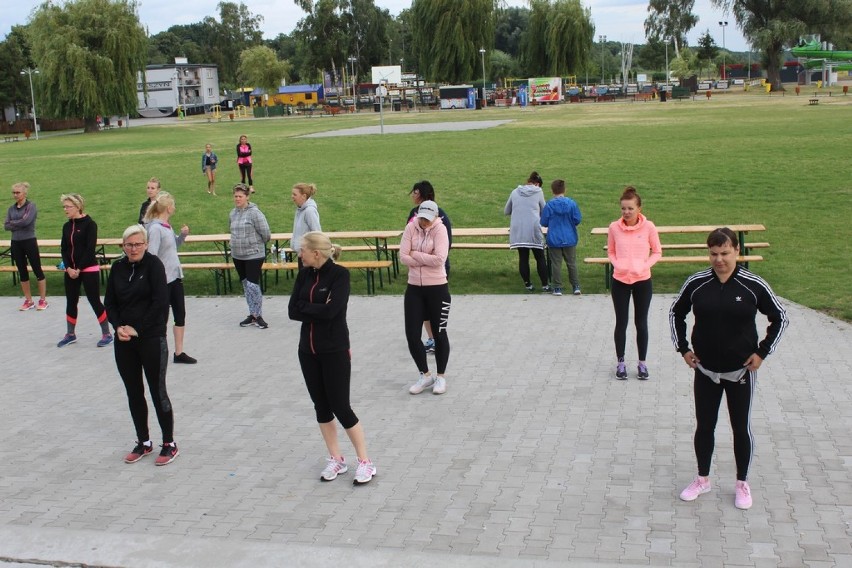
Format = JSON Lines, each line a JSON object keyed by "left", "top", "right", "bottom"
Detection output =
{"left": 173, "top": 352, "right": 197, "bottom": 364}
{"left": 155, "top": 443, "right": 179, "bottom": 466}
{"left": 124, "top": 441, "right": 153, "bottom": 463}
{"left": 239, "top": 315, "right": 256, "bottom": 327}
{"left": 254, "top": 316, "right": 269, "bottom": 329}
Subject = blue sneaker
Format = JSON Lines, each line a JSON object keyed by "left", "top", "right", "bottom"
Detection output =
{"left": 424, "top": 338, "right": 435, "bottom": 353}
{"left": 57, "top": 334, "right": 77, "bottom": 348}
{"left": 552, "top": 287, "right": 563, "bottom": 296}
{"left": 97, "top": 333, "right": 114, "bottom": 347}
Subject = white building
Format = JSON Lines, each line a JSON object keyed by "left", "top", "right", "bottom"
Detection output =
{"left": 137, "top": 58, "right": 220, "bottom": 118}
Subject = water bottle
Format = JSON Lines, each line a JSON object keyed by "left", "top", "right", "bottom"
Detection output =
{"left": 270, "top": 245, "right": 277, "bottom": 265}
{"left": 280, "top": 249, "right": 287, "bottom": 265}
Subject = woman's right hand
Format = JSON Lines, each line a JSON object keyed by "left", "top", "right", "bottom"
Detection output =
{"left": 683, "top": 351, "right": 699, "bottom": 369}
{"left": 66, "top": 267, "right": 80, "bottom": 279}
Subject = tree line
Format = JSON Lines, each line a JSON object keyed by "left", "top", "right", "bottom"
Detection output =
{"left": 1, "top": 0, "right": 849, "bottom": 128}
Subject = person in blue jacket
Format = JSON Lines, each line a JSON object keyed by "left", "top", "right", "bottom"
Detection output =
{"left": 540, "top": 179, "right": 582, "bottom": 296}
{"left": 201, "top": 143, "right": 218, "bottom": 195}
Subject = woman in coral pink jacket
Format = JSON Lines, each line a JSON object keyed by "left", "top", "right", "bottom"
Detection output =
{"left": 607, "top": 186, "right": 662, "bottom": 381}
{"left": 400, "top": 200, "right": 451, "bottom": 396}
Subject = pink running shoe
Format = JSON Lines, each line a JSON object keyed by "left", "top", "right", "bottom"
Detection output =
{"left": 735, "top": 480, "right": 752, "bottom": 509}
{"left": 680, "top": 476, "right": 711, "bottom": 501}
{"left": 19, "top": 299, "right": 35, "bottom": 311}
{"left": 37, "top": 299, "right": 49, "bottom": 310}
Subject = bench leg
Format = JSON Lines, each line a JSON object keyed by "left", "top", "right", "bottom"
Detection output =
{"left": 365, "top": 269, "right": 374, "bottom": 295}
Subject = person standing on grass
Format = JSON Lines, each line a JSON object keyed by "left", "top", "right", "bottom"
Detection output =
{"left": 229, "top": 183, "right": 270, "bottom": 329}
{"left": 201, "top": 143, "right": 218, "bottom": 195}
{"left": 607, "top": 186, "right": 661, "bottom": 380}
{"left": 540, "top": 179, "right": 582, "bottom": 297}
{"left": 288, "top": 231, "right": 376, "bottom": 485}
{"left": 236, "top": 134, "right": 254, "bottom": 193}
{"left": 401, "top": 201, "right": 451, "bottom": 395}
{"left": 505, "top": 171, "right": 549, "bottom": 292}
{"left": 138, "top": 177, "right": 161, "bottom": 224}
{"left": 105, "top": 224, "right": 179, "bottom": 466}
{"left": 5, "top": 182, "right": 48, "bottom": 311}
{"left": 143, "top": 192, "right": 196, "bottom": 364}
{"left": 670, "top": 227, "right": 788, "bottom": 509}
{"left": 406, "top": 180, "right": 452, "bottom": 353}
{"left": 291, "top": 182, "right": 321, "bottom": 269}
{"left": 57, "top": 193, "right": 113, "bottom": 349}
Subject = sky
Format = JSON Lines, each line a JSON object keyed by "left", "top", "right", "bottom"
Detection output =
{"left": 1, "top": 0, "right": 750, "bottom": 52}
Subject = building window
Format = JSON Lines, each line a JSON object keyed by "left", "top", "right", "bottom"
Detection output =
{"left": 306, "top": 93, "right": 313, "bottom": 100}
{"left": 206, "top": 69, "right": 213, "bottom": 79}
{"left": 208, "top": 88, "right": 213, "bottom": 97}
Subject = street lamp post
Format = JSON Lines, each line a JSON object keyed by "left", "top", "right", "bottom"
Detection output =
{"left": 599, "top": 35, "right": 606, "bottom": 84}
{"left": 20, "top": 68, "right": 39, "bottom": 140}
{"left": 479, "top": 48, "right": 486, "bottom": 108}
{"left": 348, "top": 56, "right": 357, "bottom": 109}
{"left": 665, "top": 37, "right": 670, "bottom": 89}
{"left": 719, "top": 21, "right": 728, "bottom": 80}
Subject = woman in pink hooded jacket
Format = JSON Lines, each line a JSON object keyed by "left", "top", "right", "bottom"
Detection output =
{"left": 607, "top": 186, "right": 662, "bottom": 380}
{"left": 400, "top": 200, "right": 451, "bottom": 395}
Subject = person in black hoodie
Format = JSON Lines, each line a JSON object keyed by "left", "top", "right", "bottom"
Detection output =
{"left": 105, "top": 224, "right": 178, "bottom": 466}
{"left": 288, "top": 231, "right": 376, "bottom": 485}
{"left": 57, "top": 193, "right": 112, "bottom": 348}
{"left": 670, "top": 227, "right": 788, "bottom": 510}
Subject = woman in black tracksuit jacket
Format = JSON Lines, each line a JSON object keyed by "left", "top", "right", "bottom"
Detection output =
{"left": 670, "top": 227, "right": 788, "bottom": 509}
{"left": 104, "top": 225, "right": 178, "bottom": 466}
{"left": 288, "top": 231, "right": 375, "bottom": 485}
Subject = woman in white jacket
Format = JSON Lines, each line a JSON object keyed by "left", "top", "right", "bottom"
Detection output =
{"left": 400, "top": 201, "right": 451, "bottom": 395}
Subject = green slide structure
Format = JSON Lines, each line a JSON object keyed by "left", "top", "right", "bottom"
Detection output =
{"left": 792, "top": 40, "right": 852, "bottom": 62}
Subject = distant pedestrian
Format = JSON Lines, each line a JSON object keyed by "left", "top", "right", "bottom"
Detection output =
{"left": 288, "top": 231, "right": 376, "bottom": 485}
{"left": 4, "top": 182, "right": 48, "bottom": 311}
{"left": 105, "top": 224, "right": 179, "bottom": 466}
{"left": 291, "top": 182, "right": 321, "bottom": 268}
{"left": 406, "top": 180, "right": 452, "bottom": 353}
{"left": 607, "top": 186, "right": 661, "bottom": 380}
{"left": 143, "top": 191, "right": 196, "bottom": 364}
{"left": 57, "top": 193, "right": 113, "bottom": 348}
{"left": 505, "top": 171, "right": 548, "bottom": 292}
{"left": 236, "top": 134, "right": 254, "bottom": 192}
{"left": 401, "top": 200, "right": 451, "bottom": 395}
{"left": 201, "top": 143, "right": 218, "bottom": 195}
{"left": 540, "top": 179, "right": 582, "bottom": 296}
{"left": 138, "top": 177, "right": 160, "bottom": 224}
{"left": 671, "top": 227, "right": 788, "bottom": 509}
{"left": 229, "top": 183, "right": 270, "bottom": 328}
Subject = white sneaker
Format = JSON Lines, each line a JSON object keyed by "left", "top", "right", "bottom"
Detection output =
{"left": 432, "top": 376, "right": 446, "bottom": 394}
{"left": 409, "top": 373, "right": 434, "bottom": 394}
{"left": 320, "top": 456, "right": 348, "bottom": 481}
{"left": 353, "top": 459, "right": 376, "bottom": 485}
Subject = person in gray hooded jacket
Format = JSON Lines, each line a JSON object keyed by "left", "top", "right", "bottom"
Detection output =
{"left": 229, "top": 183, "right": 271, "bottom": 328}
{"left": 504, "top": 171, "right": 548, "bottom": 292}
{"left": 291, "top": 182, "right": 321, "bottom": 268}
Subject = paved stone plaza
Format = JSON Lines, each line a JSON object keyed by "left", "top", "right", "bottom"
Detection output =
{"left": 1, "top": 293, "right": 850, "bottom": 567}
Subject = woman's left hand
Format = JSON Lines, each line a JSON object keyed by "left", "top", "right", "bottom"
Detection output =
{"left": 181, "top": 225, "right": 190, "bottom": 236}
{"left": 743, "top": 353, "right": 763, "bottom": 372}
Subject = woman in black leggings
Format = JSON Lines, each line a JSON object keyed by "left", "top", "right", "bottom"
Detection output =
{"left": 606, "top": 187, "right": 661, "bottom": 380}
{"left": 288, "top": 231, "right": 375, "bottom": 485}
{"left": 58, "top": 193, "right": 112, "bottom": 348}
{"left": 4, "top": 182, "right": 47, "bottom": 310}
{"left": 105, "top": 224, "right": 177, "bottom": 466}
{"left": 504, "top": 171, "right": 548, "bottom": 291}
{"left": 401, "top": 200, "right": 451, "bottom": 395}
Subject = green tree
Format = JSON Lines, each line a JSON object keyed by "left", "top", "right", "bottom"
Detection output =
{"left": 409, "top": 0, "right": 495, "bottom": 83}
{"left": 495, "top": 6, "right": 529, "bottom": 60}
{"left": 670, "top": 46, "right": 699, "bottom": 79}
{"left": 27, "top": 0, "right": 148, "bottom": 132}
{"left": 695, "top": 30, "right": 718, "bottom": 79}
{"left": 635, "top": 37, "right": 668, "bottom": 72}
{"left": 645, "top": 0, "right": 697, "bottom": 58}
{"left": 205, "top": 2, "right": 264, "bottom": 86}
{"left": 0, "top": 25, "right": 33, "bottom": 122}
{"left": 238, "top": 45, "right": 290, "bottom": 101}
{"left": 489, "top": 49, "right": 520, "bottom": 82}
{"left": 712, "top": 0, "right": 852, "bottom": 90}
{"left": 522, "top": 0, "right": 594, "bottom": 78}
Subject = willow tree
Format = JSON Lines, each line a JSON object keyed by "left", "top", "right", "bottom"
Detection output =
{"left": 523, "top": 0, "right": 594, "bottom": 77}
{"left": 645, "top": 0, "right": 697, "bottom": 58}
{"left": 712, "top": 0, "right": 852, "bottom": 91}
{"left": 28, "top": 0, "right": 147, "bottom": 132}
{"left": 410, "top": 0, "right": 495, "bottom": 83}
{"left": 238, "top": 45, "right": 290, "bottom": 98}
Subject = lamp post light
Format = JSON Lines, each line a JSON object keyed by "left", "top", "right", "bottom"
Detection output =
{"left": 20, "top": 68, "right": 39, "bottom": 140}
{"left": 479, "top": 47, "right": 486, "bottom": 108}
{"left": 718, "top": 21, "right": 728, "bottom": 80}
{"left": 599, "top": 35, "right": 606, "bottom": 84}
{"left": 665, "top": 37, "right": 670, "bottom": 89}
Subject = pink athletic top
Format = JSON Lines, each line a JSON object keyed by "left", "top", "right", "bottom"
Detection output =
{"left": 607, "top": 213, "right": 662, "bottom": 284}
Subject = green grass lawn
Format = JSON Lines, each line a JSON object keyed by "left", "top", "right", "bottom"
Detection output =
{"left": 2, "top": 91, "right": 851, "bottom": 320}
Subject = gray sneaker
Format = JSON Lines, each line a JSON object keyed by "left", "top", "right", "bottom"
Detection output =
{"left": 409, "top": 373, "right": 435, "bottom": 394}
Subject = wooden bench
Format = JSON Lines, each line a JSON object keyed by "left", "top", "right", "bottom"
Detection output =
{"left": 809, "top": 98, "right": 819, "bottom": 105}
{"left": 322, "top": 105, "right": 345, "bottom": 116}
{"left": 3, "top": 135, "right": 20, "bottom": 143}
{"left": 585, "top": 224, "right": 768, "bottom": 289}
{"left": 633, "top": 92, "right": 654, "bottom": 102}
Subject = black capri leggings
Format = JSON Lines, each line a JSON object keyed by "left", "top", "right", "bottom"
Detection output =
{"left": 239, "top": 163, "right": 253, "bottom": 186}
{"left": 611, "top": 277, "right": 653, "bottom": 360}
{"left": 64, "top": 271, "right": 107, "bottom": 326}
{"left": 11, "top": 238, "right": 45, "bottom": 282}
{"left": 167, "top": 279, "right": 186, "bottom": 327}
{"left": 232, "top": 257, "right": 263, "bottom": 285}
{"left": 517, "top": 247, "right": 548, "bottom": 287}
{"left": 404, "top": 283, "right": 451, "bottom": 375}
{"left": 298, "top": 349, "right": 358, "bottom": 429}
{"left": 693, "top": 368, "right": 755, "bottom": 481}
